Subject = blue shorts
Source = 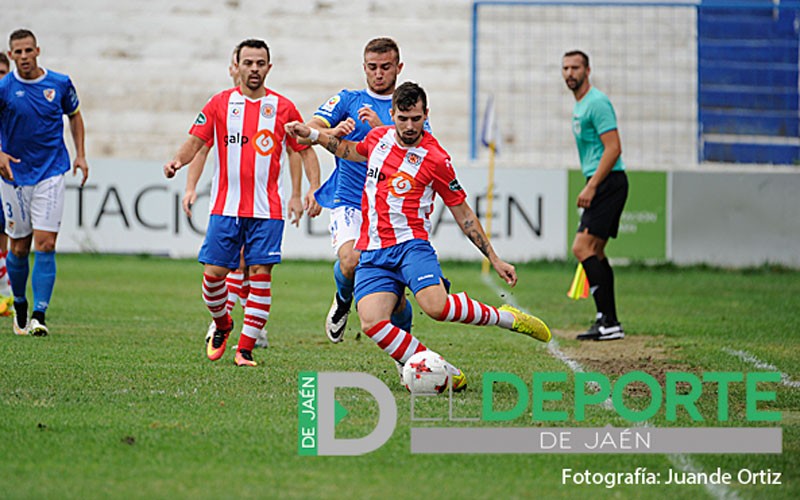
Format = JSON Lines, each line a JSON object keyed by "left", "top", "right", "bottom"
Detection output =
{"left": 354, "top": 239, "right": 445, "bottom": 304}
{"left": 199, "top": 215, "right": 284, "bottom": 269}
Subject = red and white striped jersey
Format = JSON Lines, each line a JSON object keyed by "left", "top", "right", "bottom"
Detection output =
{"left": 354, "top": 126, "right": 467, "bottom": 250}
{"left": 189, "top": 87, "right": 307, "bottom": 219}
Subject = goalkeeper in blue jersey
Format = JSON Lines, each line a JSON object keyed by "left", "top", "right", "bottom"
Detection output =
{"left": 308, "top": 38, "right": 429, "bottom": 343}
{"left": 0, "top": 29, "right": 89, "bottom": 336}
{"left": 562, "top": 50, "right": 628, "bottom": 342}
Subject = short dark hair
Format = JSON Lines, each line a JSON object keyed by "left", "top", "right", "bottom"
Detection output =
{"left": 0, "top": 52, "right": 9, "bottom": 68}
{"left": 563, "top": 50, "right": 589, "bottom": 68}
{"left": 9, "top": 28, "right": 36, "bottom": 48}
{"left": 236, "top": 39, "right": 270, "bottom": 63}
{"left": 364, "top": 37, "right": 400, "bottom": 63}
{"left": 393, "top": 81, "right": 427, "bottom": 112}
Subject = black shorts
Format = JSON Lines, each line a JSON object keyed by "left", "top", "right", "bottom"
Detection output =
{"left": 577, "top": 171, "right": 628, "bottom": 240}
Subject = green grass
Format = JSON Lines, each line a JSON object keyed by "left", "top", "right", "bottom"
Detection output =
{"left": 0, "top": 255, "right": 798, "bottom": 499}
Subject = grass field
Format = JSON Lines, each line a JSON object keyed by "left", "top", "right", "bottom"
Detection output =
{"left": 0, "top": 255, "right": 797, "bottom": 499}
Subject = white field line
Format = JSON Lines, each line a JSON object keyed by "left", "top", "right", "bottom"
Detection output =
{"left": 722, "top": 347, "right": 800, "bottom": 389}
{"left": 481, "top": 274, "right": 738, "bottom": 500}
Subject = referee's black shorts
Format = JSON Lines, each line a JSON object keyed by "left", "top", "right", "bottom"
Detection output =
{"left": 577, "top": 171, "right": 628, "bottom": 240}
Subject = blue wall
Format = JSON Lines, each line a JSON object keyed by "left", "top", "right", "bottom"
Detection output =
{"left": 698, "top": 0, "right": 800, "bottom": 164}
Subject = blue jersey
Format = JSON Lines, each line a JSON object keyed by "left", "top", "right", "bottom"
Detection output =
{"left": 0, "top": 69, "right": 80, "bottom": 186}
{"left": 313, "top": 88, "right": 431, "bottom": 209}
{"left": 313, "top": 89, "right": 393, "bottom": 209}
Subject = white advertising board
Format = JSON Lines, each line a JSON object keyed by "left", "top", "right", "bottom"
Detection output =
{"left": 60, "top": 159, "right": 567, "bottom": 262}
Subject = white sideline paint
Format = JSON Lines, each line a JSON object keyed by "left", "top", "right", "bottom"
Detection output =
{"left": 722, "top": 347, "right": 800, "bottom": 389}
{"left": 481, "top": 274, "right": 737, "bottom": 500}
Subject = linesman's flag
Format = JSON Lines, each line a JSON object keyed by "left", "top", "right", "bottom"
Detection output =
{"left": 567, "top": 263, "right": 590, "bottom": 300}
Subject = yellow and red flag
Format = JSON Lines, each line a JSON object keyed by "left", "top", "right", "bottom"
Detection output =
{"left": 567, "top": 263, "right": 590, "bottom": 300}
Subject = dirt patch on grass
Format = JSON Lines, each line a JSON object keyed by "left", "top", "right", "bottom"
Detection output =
{"left": 552, "top": 330, "right": 692, "bottom": 397}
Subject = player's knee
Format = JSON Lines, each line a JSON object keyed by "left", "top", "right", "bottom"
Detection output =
{"left": 36, "top": 241, "right": 56, "bottom": 253}
{"left": 340, "top": 251, "right": 359, "bottom": 276}
{"left": 359, "top": 316, "right": 381, "bottom": 335}
{"left": 10, "top": 248, "right": 30, "bottom": 259}
{"left": 418, "top": 296, "right": 447, "bottom": 320}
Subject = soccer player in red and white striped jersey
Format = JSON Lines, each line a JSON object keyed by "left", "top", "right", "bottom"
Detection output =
{"left": 286, "top": 82, "right": 551, "bottom": 389}
{"left": 165, "top": 38, "right": 318, "bottom": 367}
{"left": 180, "top": 48, "right": 321, "bottom": 351}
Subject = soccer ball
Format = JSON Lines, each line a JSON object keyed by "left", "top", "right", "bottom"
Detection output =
{"left": 402, "top": 350, "right": 452, "bottom": 394}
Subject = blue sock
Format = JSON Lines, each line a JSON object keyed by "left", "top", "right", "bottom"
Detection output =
{"left": 333, "top": 260, "right": 354, "bottom": 302}
{"left": 32, "top": 251, "right": 56, "bottom": 313}
{"left": 6, "top": 252, "right": 29, "bottom": 302}
{"left": 391, "top": 298, "right": 414, "bottom": 333}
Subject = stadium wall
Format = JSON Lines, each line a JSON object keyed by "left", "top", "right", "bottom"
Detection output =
{"left": 5, "top": 1, "right": 798, "bottom": 267}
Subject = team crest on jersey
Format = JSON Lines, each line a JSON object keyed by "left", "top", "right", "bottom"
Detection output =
{"left": 321, "top": 95, "right": 340, "bottom": 113}
{"left": 572, "top": 116, "right": 581, "bottom": 135}
{"left": 261, "top": 103, "right": 275, "bottom": 119}
{"left": 43, "top": 89, "right": 56, "bottom": 102}
{"left": 388, "top": 171, "right": 416, "bottom": 197}
{"left": 405, "top": 152, "right": 422, "bottom": 167}
{"left": 253, "top": 129, "right": 277, "bottom": 156}
{"left": 194, "top": 112, "right": 207, "bottom": 125}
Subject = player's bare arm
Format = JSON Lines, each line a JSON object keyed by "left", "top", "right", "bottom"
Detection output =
{"left": 288, "top": 148, "right": 304, "bottom": 227}
{"left": 577, "top": 129, "right": 621, "bottom": 208}
{"left": 182, "top": 144, "right": 210, "bottom": 217}
{"left": 297, "top": 147, "right": 322, "bottom": 218}
{"left": 449, "top": 201, "right": 517, "bottom": 287}
{"left": 300, "top": 117, "right": 356, "bottom": 146}
{"left": 164, "top": 135, "right": 205, "bottom": 179}
{"left": 284, "top": 121, "right": 367, "bottom": 163}
{"left": 68, "top": 111, "right": 89, "bottom": 186}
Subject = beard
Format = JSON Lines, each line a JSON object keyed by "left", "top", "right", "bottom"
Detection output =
{"left": 399, "top": 131, "right": 421, "bottom": 145}
{"left": 565, "top": 76, "right": 583, "bottom": 90}
{"left": 245, "top": 74, "right": 264, "bottom": 90}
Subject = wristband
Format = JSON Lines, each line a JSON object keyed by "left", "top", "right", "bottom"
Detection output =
{"left": 308, "top": 128, "right": 320, "bottom": 142}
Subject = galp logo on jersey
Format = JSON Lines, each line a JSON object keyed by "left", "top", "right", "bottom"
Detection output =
{"left": 43, "top": 89, "right": 56, "bottom": 102}
{"left": 388, "top": 171, "right": 415, "bottom": 197}
{"left": 253, "top": 129, "right": 277, "bottom": 156}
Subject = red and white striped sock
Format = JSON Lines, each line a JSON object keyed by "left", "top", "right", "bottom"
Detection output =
{"left": 239, "top": 277, "right": 250, "bottom": 306}
{"left": 225, "top": 271, "right": 244, "bottom": 312}
{"left": 236, "top": 333, "right": 256, "bottom": 353}
{"left": 241, "top": 273, "right": 270, "bottom": 340}
{"left": 365, "top": 320, "right": 427, "bottom": 364}
{"left": 0, "top": 250, "right": 10, "bottom": 295}
{"left": 439, "top": 291, "right": 514, "bottom": 328}
{"left": 203, "top": 273, "right": 232, "bottom": 330}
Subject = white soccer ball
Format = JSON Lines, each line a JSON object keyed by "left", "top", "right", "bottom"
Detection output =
{"left": 402, "top": 350, "right": 452, "bottom": 394}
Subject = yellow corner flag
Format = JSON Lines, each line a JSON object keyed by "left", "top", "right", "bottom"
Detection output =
{"left": 567, "top": 263, "right": 590, "bottom": 300}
